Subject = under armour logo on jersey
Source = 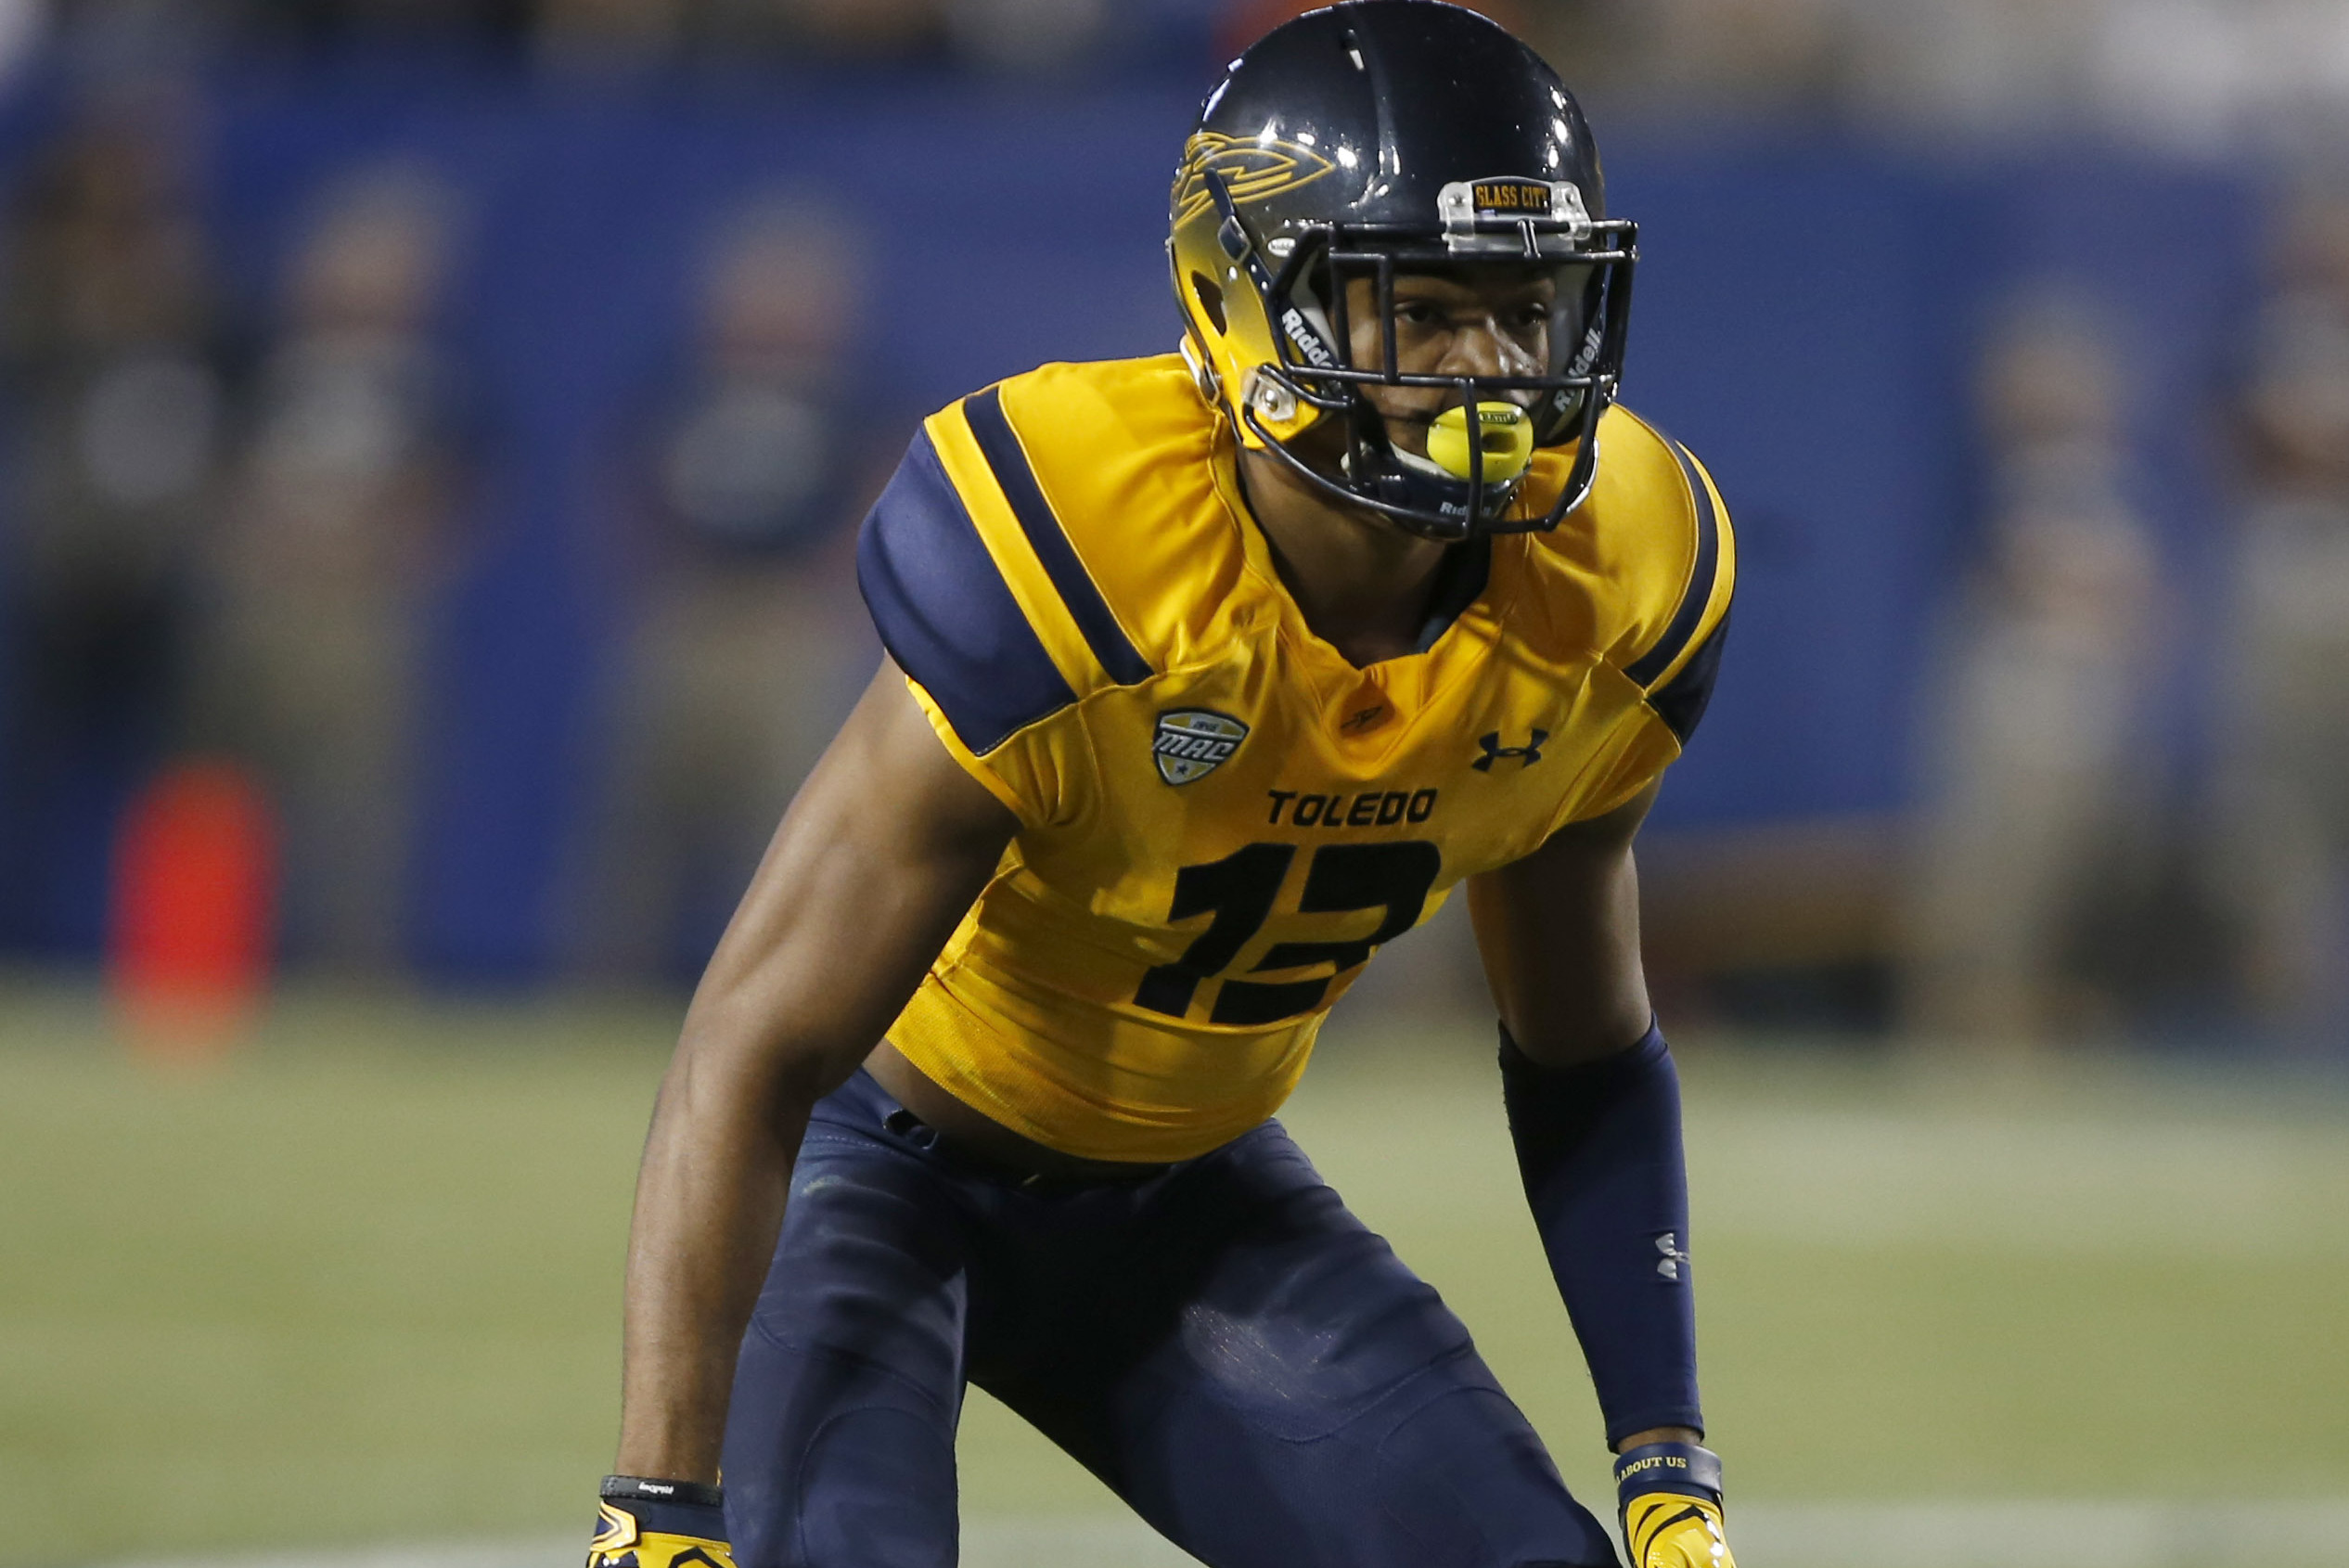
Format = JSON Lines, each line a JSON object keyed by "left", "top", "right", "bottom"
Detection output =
{"left": 1471, "top": 729, "right": 1548, "bottom": 771}
{"left": 1654, "top": 1232, "right": 1690, "bottom": 1282}
{"left": 1154, "top": 710, "right": 1250, "bottom": 785}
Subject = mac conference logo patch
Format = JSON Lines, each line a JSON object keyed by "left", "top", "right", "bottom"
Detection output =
{"left": 1153, "top": 710, "right": 1249, "bottom": 786}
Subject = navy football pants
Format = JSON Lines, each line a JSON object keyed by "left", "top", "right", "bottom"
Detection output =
{"left": 721, "top": 1070, "right": 1618, "bottom": 1568}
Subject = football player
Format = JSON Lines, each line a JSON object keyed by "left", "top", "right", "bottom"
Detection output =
{"left": 588, "top": 4, "right": 1737, "bottom": 1566}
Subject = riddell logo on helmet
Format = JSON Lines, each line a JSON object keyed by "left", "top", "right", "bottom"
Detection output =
{"left": 1280, "top": 308, "right": 1334, "bottom": 368}
{"left": 1569, "top": 322, "right": 1606, "bottom": 377}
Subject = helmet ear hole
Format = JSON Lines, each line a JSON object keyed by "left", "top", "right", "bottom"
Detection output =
{"left": 1190, "top": 273, "right": 1227, "bottom": 335}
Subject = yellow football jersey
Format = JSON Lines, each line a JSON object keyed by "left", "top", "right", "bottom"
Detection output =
{"left": 856, "top": 353, "right": 1732, "bottom": 1162}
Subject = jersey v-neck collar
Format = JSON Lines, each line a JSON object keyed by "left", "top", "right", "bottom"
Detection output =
{"left": 1206, "top": 432, "right": 1503, "bottom": 674}
{"left": 1411, "top": 533, "right": 1492, "bottom": 654}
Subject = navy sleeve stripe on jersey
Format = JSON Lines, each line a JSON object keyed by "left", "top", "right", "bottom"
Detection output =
{"left": 857, "top": 427, "right": 1077, "bottom": 755}
{"left": 963, "top": 386, "right": 1154, "bottom": 688}
{"left": 1624, "top": 441, "right": 1724, "bottom": 689}
{"left": 1648, "top": 608, "right": 1729, "bottom": 745}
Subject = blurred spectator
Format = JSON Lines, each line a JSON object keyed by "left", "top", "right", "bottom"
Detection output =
{"left": 191, "top": 163, "right": 473, "bottom": 977}
{"left": 0, "top": 93, "right": 228, "bottom": 938}
{"left": 40, "top": 0, "right": 2349, "bottom": 135}
{"left": 1829, "top": 0, "right": 2349, "bottom": 153}
{"left": 565, "top": 193, "right": 881, "bottom": 983}
{"left": 1900, "top": 289, "right": 2165, "bottom": 1046}
{"left": 2211, "top": 186, "right": 2349, "bottom": 1047}
{"left": 1839, "top": 0, "right": 2103, "bottom": 138}
{"left": 2087, "top": 0, "right": 2349, "bottom": 157}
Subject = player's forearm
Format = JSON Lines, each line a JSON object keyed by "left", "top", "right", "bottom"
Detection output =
{"left": 608, "top": 854, "right": 977, "bottom": 1482}
{"left": 606, "top": 663, "right": 1015, "bottom": 1484}
{"left": 612, "top": 1036, "right": 815, "bottom": 1484}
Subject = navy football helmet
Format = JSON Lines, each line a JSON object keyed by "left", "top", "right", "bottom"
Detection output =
{"left": 1170, "top": 1, "right": 1637, "bottom": 540}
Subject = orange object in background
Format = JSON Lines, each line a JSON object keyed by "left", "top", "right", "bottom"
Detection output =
{"left": 108, "top": 759, "right": 279, "bottom": 1064}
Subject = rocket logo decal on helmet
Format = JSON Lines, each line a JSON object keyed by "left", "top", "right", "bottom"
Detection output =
{"left": 1173, "top": 132, "right": 1338, "bottom": 225}
{"left": 1153, "top": 710, "right": 1249, "bottom": 785}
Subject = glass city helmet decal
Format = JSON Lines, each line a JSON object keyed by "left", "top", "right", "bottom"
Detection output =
{"left": 1153, "top": 709, "right": 1250, "bottom": 785}
{"left": 1435, "top": 177, "right": 1594, "bottom": 253}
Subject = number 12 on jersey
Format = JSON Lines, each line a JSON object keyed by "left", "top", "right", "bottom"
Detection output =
{"left": 1134, "top": 841, "right": 1442, "bottom": 1027}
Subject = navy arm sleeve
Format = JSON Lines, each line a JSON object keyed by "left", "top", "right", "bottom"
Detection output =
{"left": 855, "top": 424, "right": 1074, "bottom": 756}
{"left": 1499, "top": 1021, "right": 1703, "bottom": 1445}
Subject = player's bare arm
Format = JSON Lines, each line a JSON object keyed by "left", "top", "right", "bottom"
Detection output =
{"left": 1470, "top": 778, "right": 1659, "bottom": 1071}
{"left": 613, "top": 659, "right": 1014, "bottom": 1486}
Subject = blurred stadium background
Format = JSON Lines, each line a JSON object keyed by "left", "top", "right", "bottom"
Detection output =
{"left": 4, "top": 0, "right": 2348, "bottom": 1562}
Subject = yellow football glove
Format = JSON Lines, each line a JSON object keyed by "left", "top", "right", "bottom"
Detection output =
{"left": 586, "top": 1475, "right": 736, "bottom": 1568}
{"left": 1613, "top": 1442, "right": 1735, "bottom": 1568}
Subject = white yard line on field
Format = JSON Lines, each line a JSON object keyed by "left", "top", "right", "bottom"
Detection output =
{"left": 1731, "top": 1500, "right": 2349, "bottom": 1565}
{"left": 95, "top": 1500, "right": 2349, "bottom": 1568}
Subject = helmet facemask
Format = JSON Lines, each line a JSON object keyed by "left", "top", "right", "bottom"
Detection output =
{"left": 1185, "top": 165, "right": 1637, "bottom": 543}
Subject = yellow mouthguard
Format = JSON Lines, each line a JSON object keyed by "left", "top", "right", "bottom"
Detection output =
{"left": 1425, "top": 402, "right": 1535, "bottom": 483}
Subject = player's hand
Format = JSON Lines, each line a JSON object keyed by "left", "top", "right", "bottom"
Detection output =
{"left": 587, "top": 1475, "right": 735, "bottom": 1568}
{"left": 1614, "top": 1442, "right": 1735, "bottom": 1568}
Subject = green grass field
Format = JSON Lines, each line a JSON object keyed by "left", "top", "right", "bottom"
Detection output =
{"left": 6, "top": 972, "right": 2348, "bottom": 1565}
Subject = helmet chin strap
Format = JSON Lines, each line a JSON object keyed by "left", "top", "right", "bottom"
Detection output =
{"left": 1390, "top": 442, "right": 1525, "bottom": 494}
{"left": 1349, "top": 401, "right": 1536, "bottom": 526}
{"left": 1245, "top": 402, "right": 1479, "bottom": 542}
{"left": 1369, "top": 444, "right": 1529, "bottom": 530}
{"left": 1237, "top": 383, "right": 1601, "bottom": 542}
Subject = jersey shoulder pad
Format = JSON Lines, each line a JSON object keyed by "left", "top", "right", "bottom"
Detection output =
{"left": 857, "top": 359, "right": 1188, "bottom": 754}
{"left": 990, "top": 354, "right": 1249, "bottom": 671}
{"left": 1526, "top": 405, "right": 1735, "bottom": 745}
